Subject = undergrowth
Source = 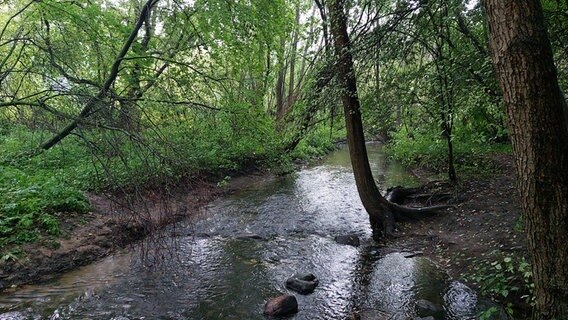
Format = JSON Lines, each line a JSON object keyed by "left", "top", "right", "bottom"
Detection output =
{"left": 384, "top": 128, "right": 512, "bottom": 177}
{"left": 0, "top": 128, "right": 93, "bottom": 250}
{"left": 291, "top": 125, "right": 342, "bottom": 161}
{"left": 0, "top": 121, "right": 338, "bottom": 252}
{"left": 466, "top": 250, "right": 535, "bottom": 319}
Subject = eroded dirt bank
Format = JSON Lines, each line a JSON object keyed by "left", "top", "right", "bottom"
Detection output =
{"left": 0, "top": 174, "right": 268, "bottom": 291}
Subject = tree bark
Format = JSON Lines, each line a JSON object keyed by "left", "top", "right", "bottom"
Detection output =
{"left": 118, "top": 1, "right": 156, "bottom": 132}
{"left": 328, "top": 0, "right": 395, "bottom": 239}
{"left": 275, "top": 37, "right": 286, "bottom": 121}
{"left": 286, "top": 3, "right": 300, "bottom": 111}
{"left": 485, "top": 1, "right": 568, "bottom": 319}
{"left": 315, "top": 0, "right": 330, "bottom": 52}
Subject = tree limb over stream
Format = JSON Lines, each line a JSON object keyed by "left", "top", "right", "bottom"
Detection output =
{"left": 39, "top": 0, "right": 159, "bottom": 151}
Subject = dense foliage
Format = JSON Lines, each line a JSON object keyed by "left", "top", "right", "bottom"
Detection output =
{"left": 0, "top": 0, "right": 338, "bottom": 250}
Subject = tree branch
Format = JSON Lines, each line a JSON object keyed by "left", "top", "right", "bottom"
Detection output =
{"left": 39, "top": 0, "right": 159, "bottom": 151}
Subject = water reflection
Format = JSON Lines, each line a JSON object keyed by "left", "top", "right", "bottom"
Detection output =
{"left": 1, "top": 144, "right": 485, "bottom": 320}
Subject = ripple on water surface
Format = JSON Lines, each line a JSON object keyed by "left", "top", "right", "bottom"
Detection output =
{"left": 1, "top": 144, "right": 487, "bottom": 320}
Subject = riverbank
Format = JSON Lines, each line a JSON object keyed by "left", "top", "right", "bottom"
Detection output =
{"left": 390, "top": 153, "right": 531, "bottom": 318}
{"left": 0, "top": 152, "right": 529, "bottom": 318}
{"left": 0, "top": 173, "right": 270, "bottom": 291}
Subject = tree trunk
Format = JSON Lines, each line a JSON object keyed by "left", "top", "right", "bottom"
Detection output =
{"left": 275, "top": 37, "right": 287, "bottom": 122}
{"left": 315, "top": 0, "right": 330, "bottom": 52}
{"left": 328, "top": 0, "right": 395, "bottom": 239}
{"left": 118, "top": 1, "right": 154, "bottom": 132}
{"left": 485, "top": 1, "right": 568, "bottom": 319}
{"left": 287, "top": 3, "right": 300, "bottom": 111}
{"left": 444, "top": 124, "right": 457, "bottom": 183}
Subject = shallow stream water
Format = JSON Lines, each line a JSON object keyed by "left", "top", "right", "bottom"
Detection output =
{"left": 0, "top": 144, "right": 489, "bottom": 319}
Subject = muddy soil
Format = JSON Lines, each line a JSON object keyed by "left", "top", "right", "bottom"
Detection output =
{"left": 394, "top": 154, "right": 524, "bottom": 267}
{"left": 390, "top": 153, "right": 529, "bottom": 317}
{"left": 0, "top": 176, "right": 250, "bottom": 291}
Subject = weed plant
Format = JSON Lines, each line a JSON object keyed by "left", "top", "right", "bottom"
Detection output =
{"left": 467, "top": 250, "right": 535, "bottom": 319}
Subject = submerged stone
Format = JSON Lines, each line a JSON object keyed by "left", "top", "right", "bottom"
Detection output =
{"left": 334, "top": 234, "right": 360, "bottom": 247}
{"left": 235, "top": 233, "right": 264, "bottom": 240}
{"left": 263, "top": 294, "right": 298, "bottom": 316}
{"left": 415, "top": 299, "right": 442, "bottom": 317}
{"left": 285, "top": 273, "right": 319, "bottom": 294}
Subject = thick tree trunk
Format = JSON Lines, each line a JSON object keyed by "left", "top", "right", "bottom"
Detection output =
{"left": 485, "top": 1, "right": 568, "bottom": 319}
{"left": 328, "top": 0, "right": 395, "bottom": 239}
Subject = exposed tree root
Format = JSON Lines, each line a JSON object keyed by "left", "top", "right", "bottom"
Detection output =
{"left": 385, "top": 185, "right": 455, "bottom": 222}
{"left": 390, "top": 202, "right": 454, "bottom": 222}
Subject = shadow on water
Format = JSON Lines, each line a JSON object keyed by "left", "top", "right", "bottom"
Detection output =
{"left": 0, "top": 143, "right": 501, "bottom": 320}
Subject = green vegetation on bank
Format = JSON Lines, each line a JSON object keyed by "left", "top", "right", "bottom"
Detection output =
{"left": 2, "top": 0, "right": 567, "bottom": 317}
{"left": 1, "top": 128, "right": 92, "bottom": 249}
{"left": 384, "top": 127, "right": 512, "bottom": 177}
{"left": 0, "top": 121, "right": 339, "bottom": 251}
{"left": 467, "top": 251, "right": 535, "bottom": 319}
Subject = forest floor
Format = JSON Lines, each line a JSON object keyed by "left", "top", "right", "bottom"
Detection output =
{"left": 389, "top": 153, "right": 530, "bottom": 317}
{"left": 0, "top": 153, "right": 528, "bottom": 316}
{"left": 392, "top": 153, "right": 525, "bottom": 270}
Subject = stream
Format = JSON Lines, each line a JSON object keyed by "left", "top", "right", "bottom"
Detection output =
{"left": 0, "top": 143, "right": 490, "bottom": 320}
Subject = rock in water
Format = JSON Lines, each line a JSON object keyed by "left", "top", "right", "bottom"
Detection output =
{"left": 415, "top": 299, "right": 442, "bottom": 317}
{"left": 294, "top": 273, "right": 316, "bottom": 282}
{"left": 263, "top": 294, "right": 298, "bottom": 316}
{"left": 334, "top": 234, "right": 360, "bottom": 247}
{"left": 285, "top": 273, "right": 319, "bottom": 294}
{"left": 235, "top": 233, "right": 264, "bottom": 240}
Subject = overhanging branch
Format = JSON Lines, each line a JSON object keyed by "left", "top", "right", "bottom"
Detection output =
{"left": 39, "top": 0, "right": 159, "bottom": 151}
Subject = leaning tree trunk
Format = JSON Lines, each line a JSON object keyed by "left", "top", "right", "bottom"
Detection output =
{"left": 485, "top": 1, "right": 568, "bottom": 319}
{"left": 328, "top": 0, "right": 395, "bottom": 239}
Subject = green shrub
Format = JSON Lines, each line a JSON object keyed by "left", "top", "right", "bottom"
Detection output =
{"left": 0, "top": 166, "right": 90, "bottom": 246}
{"left": 0, "top": 127, "right": 92, "bottom": 248}
{"left": 467, "top": 251, "right": 535, "bottom": 318}
{"left": 0, "top": 112, "right": 340, "bottom": 249}
{"left": 385, "top": 127, "right": 511, "bottom": 176}
{"left": 291, "top": 125, "right": 342, "bottom": 160}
